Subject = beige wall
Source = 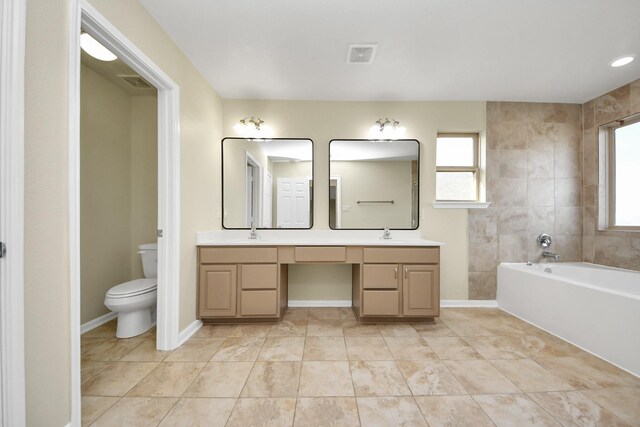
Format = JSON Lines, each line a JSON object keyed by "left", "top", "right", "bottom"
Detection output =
{"left": 24, "top": 0, "right": 71, "bottom": 424}
{"left": 130, "top": 96, "right": 159, "bottom": 278}
{"left": 222, "top": 99, "right": 486, "bottom": 300}
{"left": 331, "top": 160, "right": 413, "bottom": 228}
{"left": 468, "top": 102, "right": 583, "bottom": 299}
{"left": 81, "top": 64, "right": 133, "bottom": 324}
{"left": 24, "top": 0, "right": 223, "bottom": 424}
{"left": 80, "top": 64, "right": 158, "bottom": 324}
{"left": 85, "top": 0, "right": 224, "bottom": 332}
{"left": 582, "top": 79, "right": 640, "bottom": 270}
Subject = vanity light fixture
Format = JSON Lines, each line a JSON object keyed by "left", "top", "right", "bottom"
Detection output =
{"left": 239, "top": 117, "right": 264, "bottom": 131}
{"left": 80, "top": 32, "right": 117, "bottom": 61}
{"left": 610, "top": 55, "right": 635, "bottom": 68}
{"left": 370, "top": 118, "right": 406, "bottom": 139}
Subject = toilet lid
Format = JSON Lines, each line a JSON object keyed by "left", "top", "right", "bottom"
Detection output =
{"left": 107, "top": 278, "right": 157, "bottom": 298}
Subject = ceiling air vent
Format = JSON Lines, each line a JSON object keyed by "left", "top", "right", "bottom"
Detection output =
{"left": 347, "top": 44, "right": 377, "bottom": 64}
{"left": 118, "top": 74, "right": 152, "bottom": 89}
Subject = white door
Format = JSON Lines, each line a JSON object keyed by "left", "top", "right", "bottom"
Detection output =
{"left": 277, "top": 178, "right": 309, "bottom": 228}
{"left": 262, "top": 170, "right": 272, "bottom": 228}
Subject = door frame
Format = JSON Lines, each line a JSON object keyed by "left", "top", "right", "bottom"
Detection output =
{"left": 245, "top": 151, "right": 261, "bottom": 228}
{"left": 329, "top": 175, "right": 342, "bottom": 228}
{"left": 69, "top": 1, "right": 181, "bottom": 424}
{"left": 0, "top": 0, "right": 26, "bottom": 425}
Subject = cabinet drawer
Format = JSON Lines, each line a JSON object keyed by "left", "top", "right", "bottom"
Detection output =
{"left": 363, "top": 247, "right": 439, "bottom": 264}
{"left": 362, "top": 291, "right": 399, "bottom": 316}
{"left": 294, "top": 246, "right": 346, "bottom": 262}
{"left": 241, "top": 264, "right": 278, "bottom": 289}
{"left": 363, "top": 264, "right": 399, "bottom": 289}
{"left": 200, "top": 247, "right": 277, "bottom": 264}
{"left": 240, "top": 290, "right": 278, "bottom": 317}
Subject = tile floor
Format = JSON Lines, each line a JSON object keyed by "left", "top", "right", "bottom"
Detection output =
{"left": 81, "top": 307, "right": 640, "bottom": 426}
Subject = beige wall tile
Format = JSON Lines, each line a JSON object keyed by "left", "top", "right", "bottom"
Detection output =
{"left": 631, "top": 78, "right": 640, "bottom": 113}
{"left": 595, "top": 84, "right": 631, "bottom": 125}
{"left": 468, "top": 272, "right": 497, "bottom": 300}
{"left": 582, "top": 235, "right": 595, "bottom": 262}
{"left": 499, "top": 150, "right": 528, "bottom": 178}
{"left": 498, "top": 207, "right": 528, "bottom": 234}
{"left": 528, "top": 150, "right": 554, "bottom": 179}
{"left": 583, "top": 100, "right": 595, "bottom": 130}
{"left": 555, "top": 207, "right": 582, "bottom": 235}
{"left": 491, "top": 179, "right": 528, "bottom": 206}
{"left": 528, "top": 207, "right": 555, "bottom": 235}
{"left": 469, "top": 215, "right": 498, "bottom": 244}
{"left": 554, "top": 148, "right": 581, "bottom": 179}
{"left": 499, "top": 234, "right": 529, "bottom": 262}
{"left": 527, "top": 122, "right": 556, "bottom": 151}
{"left": 555, "top": 178, "right": 581, "bottom": 207}
{"left": 468, "top": 241, "right": 498, "bottom": 272}
{"left": 528, "top": 179, "right": 554, "bottom": 207}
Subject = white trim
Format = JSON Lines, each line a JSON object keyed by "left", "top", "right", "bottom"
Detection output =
{"left": 441, "top": 299, "right": 498, "bottom": 308}
{"left": 70, "top": 2, "right": 181, "bottom": 426}
{"left": 0, "top": 0, "right": 26, "bottom": 425}
{"left": 432, "top": 201, "right": 492, "bottom": 209}
{"left": 80, "top": 312, "right": 117, "bottom": 335}
{"left": 329, "top": 175, "right": 342, "bottom": 228}
{"left": 177, "top": 320, "right": 203, "bottom": 347}
{"left": 288, "top": 300, "right": 352, "bottom": 308}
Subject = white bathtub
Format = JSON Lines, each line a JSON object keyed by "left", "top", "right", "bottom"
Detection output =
{"left": 497, "top": 262, "right": 640, "bottom": 377}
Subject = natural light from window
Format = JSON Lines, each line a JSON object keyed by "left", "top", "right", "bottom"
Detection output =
{"left": 614, "top": 121, "right": 640, "bottom": 226}
{"left": 436, "top": 135, "right": 478, "bottom": 201}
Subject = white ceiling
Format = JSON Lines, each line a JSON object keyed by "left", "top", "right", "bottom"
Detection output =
{"left": 139, "top": 0, "right": 640, "bottom": 103}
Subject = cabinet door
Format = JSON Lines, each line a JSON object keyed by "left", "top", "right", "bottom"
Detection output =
{"left": 199, "top": 265, "right": 237, "bottom": 317}
{"left": 402, "top": 265, "right": 439, "bottom": 316}
{"left": 363, "top": 264, "right": 399, "bottom": 289}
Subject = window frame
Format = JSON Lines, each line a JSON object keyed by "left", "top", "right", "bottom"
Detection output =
{"left": 435, "top": 132, "right": 480, "bottom": 202}
{"left": 605, "top": 114, "right": 640, "bottom": 231}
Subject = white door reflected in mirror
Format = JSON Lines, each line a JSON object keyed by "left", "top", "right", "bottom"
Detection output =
{"left": 222, "top": 137, "right": 314, "bottom": 229}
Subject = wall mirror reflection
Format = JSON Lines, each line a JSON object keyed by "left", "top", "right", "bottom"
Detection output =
{"left": 329, "top": 139, "right": 419, "bottom": 230}
{"left": 222, "top": 137, "right": 314, "bottom": 229}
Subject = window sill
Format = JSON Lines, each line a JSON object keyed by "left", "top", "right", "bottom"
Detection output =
{"left": 432, "top": 201, "right": 492, "bottom": 209}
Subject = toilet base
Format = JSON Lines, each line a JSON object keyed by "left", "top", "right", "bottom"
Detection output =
{"left": 116, "top": 308, "right": 155, "bottom": 338}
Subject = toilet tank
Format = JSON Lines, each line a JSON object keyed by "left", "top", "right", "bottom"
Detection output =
{"left": 138, "top": 243, "right": 158, "bottom": 278}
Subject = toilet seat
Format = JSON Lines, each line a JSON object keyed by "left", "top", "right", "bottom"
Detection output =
{"left": 107, "top": 278, "right": 157, "bottom": 299}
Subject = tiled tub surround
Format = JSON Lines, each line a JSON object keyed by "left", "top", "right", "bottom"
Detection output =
{"left": 498, "top": 262, "right": 640, "bottom": 376}
{"left": 469, "top": 102, "right": 583, "bottom": 299}
{"left": 80, "top": 308, "right": 640, "bottom": 426}
{"left": 582, "top": 79, "right": 640, "bottom": 271}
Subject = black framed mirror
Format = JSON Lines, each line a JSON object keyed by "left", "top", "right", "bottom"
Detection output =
{"left": 222, "top": 137, "right": 314, "bottom": 229}
{"left": 329, "top": 139, "right": 419, "bottom": 230}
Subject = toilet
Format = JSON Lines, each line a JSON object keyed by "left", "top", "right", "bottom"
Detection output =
{"left": 104, "top": 243, "right": 158, "bottom": 338}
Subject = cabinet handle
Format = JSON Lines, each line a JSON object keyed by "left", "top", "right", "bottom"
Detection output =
{"left": 404, "top": 267, "right": 408, "bottom": 279}
{"left": 394, "top": 267, "right": 397, "bottom": 279}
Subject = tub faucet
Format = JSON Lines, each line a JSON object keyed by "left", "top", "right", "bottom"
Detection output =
{"left": 381, "top": 227, "right": 391, "bottom": 239}
{"left": 542, "top": 251, "right": 560, "bottom": 261}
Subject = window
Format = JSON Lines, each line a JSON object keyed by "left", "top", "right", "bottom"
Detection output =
{"left": 606, "top": 115, "right": 640, "bottom": 228}
{"left": 436, "top": 133, "right": 479, "bottom": 201}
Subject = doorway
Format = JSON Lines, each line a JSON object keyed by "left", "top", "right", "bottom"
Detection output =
{"left": 70, "top": 3, "right": 181, "bottom": 425}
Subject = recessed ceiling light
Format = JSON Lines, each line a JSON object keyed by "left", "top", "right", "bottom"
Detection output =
{"left": 610, "top": 55, "right": 635, "bottom": 68}
{"left": 81, "top": 33, "right": 117, "bottom": 61}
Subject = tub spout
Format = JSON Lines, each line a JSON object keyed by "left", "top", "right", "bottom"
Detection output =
{"left": 542, "top": 251, "right": 560, "bottom": 261}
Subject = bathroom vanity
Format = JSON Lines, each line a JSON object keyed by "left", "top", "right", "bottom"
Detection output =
{"left": 196, "top": 231, "right": 442, "bottom": 323}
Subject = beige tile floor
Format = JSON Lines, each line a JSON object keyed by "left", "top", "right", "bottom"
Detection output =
{"left": 81, "top": 308, "right": 640, "bottom": 426}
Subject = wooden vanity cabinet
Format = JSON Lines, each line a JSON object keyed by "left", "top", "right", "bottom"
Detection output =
{"left": 359, "top": 247, "right": 440, "bottom": 320}
{"left": 198, "top": 245, "right": 440, "bottom": 322}
{"left": 197, "top": 247, "right": 281, "bottom": 320}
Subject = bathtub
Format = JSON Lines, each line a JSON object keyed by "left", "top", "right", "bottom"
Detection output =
{"left": 497, "top": 262, "right": 640, "bottom": 377}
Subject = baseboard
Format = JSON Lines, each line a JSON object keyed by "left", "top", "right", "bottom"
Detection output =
{"left": 80, "top": 311, "right": 117, "bottom": 335}
{"left": 441, "top": 300, "right": 498, "bottom": 308}
{"left": 288, "top": 300, "right": 352, "bottom": 308}
{"left": 177, "top": 319, "right": 203, "bottom": 347}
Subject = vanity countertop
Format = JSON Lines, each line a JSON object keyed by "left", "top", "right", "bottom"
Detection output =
{"left": 196, "top": 230, "right": 444, "bottom": 247}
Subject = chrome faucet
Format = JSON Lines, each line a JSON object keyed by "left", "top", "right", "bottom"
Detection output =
{"left": 380, "top": 227, "right": 391, "bottom": 240}
{"left": 541, "top": 251, "right": 560, "bottom": 261}
{"left": 248, "top": 221, "right": 259, "bottom": 239}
